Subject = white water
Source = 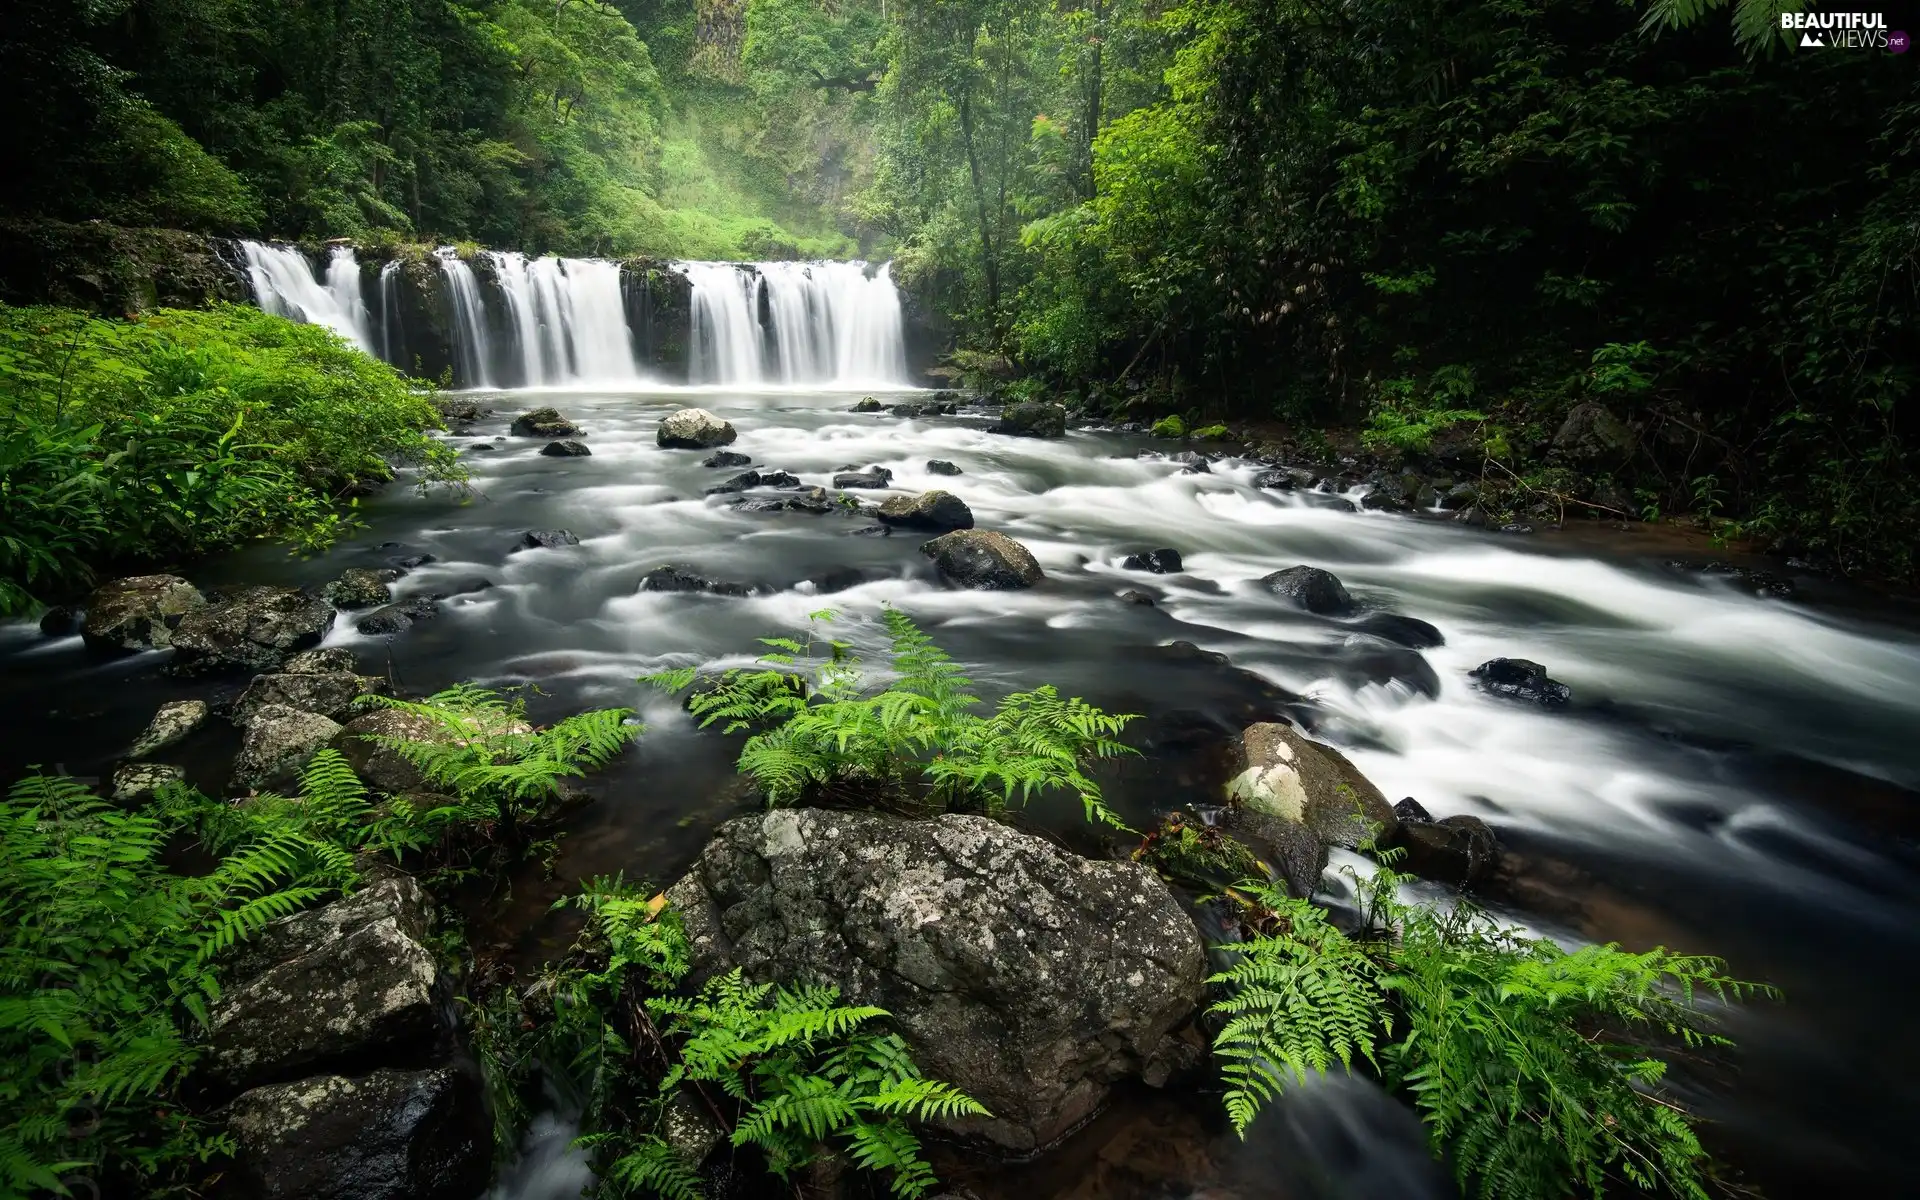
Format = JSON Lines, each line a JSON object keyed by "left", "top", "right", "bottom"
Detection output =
{"left": 241, "top": 242, "right": 377, "bottom": 354}
{"left": 377, "top": 261, "right": 402, "bottom": 364}
{"left": 684, "top": 260, "right": 909, "bottom": 386}
{"left": 437, "top": 249, "right": 496, "bottom": 390}
{"left": 486, "top": 252, "right": 640, "bottom": 387}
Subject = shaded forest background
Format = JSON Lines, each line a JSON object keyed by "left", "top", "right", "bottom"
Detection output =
{"left": 3, "top": 0, "right": 1917, "bottom": 576}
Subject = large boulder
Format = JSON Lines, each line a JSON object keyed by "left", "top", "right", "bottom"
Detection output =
{"left": 285, "top": 647, "right": 359, "bottom": 674}
{"left": 920, "top": 530, "right": 1044, "bottom": 590}
{"left": 657, "top": 407, "right": 737, "bottom": 449}
{"left": 667, "top": 810, "right": 1206, "bottom": 1152}
{"left": 509, "top": 407, "right": 580, "bottom": 438}
{"left": 1553, "top": 402, "right": 1635, "bottom": 463}
{"left": 877, "top": 490, "right": 974, "bottom": 532}
{"left": 1223, "top": 722, "right": 1397, "bottom": 896}
{"left": 1259, "top": 566, "right": 1354, "bottom": 615}
{"left": 170, "top": 587, "right": 335, "bottom": 674}
{"left": 207, "top": 873, "right": 441, "bottom": 1090}
{"left": 80, "top": 575, "right": 206, "bottom": 651}
{"left": 129, "top": 699, "right": 208, "bottom": 758}
{"left": 990, "top": 401, "right": 1067, "bottom": 438}
{"left": 111, "top": 761, "right": 185, "bottom": 804}
{"left": 323, "top": 569, "right": 399, "bottom": 610}
{"left": 226, "top": 1066, "right": 490, "bottom": 1200}
{"left": 234, "top": 673, "right": 378, "bottom": 726}
{"left": 330, "top": 709, "right": 440, "bottom": 794}
{"left": 231, "top": 705, "right": 344, "bottom": 792}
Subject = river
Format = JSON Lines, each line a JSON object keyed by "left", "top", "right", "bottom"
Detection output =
{"left": 4, "top": 383, "right": 1918, "bottom": 1198}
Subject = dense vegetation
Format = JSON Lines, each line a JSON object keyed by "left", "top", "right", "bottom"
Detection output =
{"left": 0, "top": 304, "right": 459, "bottom": 613}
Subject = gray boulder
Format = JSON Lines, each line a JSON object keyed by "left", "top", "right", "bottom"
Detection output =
{"left": 703, "top": 450, "right": 752, "bottom": 468}
{"left": 877, "top": 490, "right": 974, "bottom": 532}
{"left": 519, "top": 529, "right": 580, "bottom": 550}
{"left": 235, "top": 673, "right": 378, "bottom": 726}
{"left": 80, "top": 575, "right": 206, "bottom": 651}
{"left": 331, "top": 709, "right": 440, "bottom": 794}
{"left": 540, "top": 440, "right": 592, "bottom": 457}
{"left": 1469, "top": 658, "right": 1571, "bottom": 708}
{"left": 232, "top": 705, "right": 344, "bottom": 792}
{"left": 226, "top": 1065, "right": 491, "bottom": 1200}
{"left": 171, "top": 587, "right": 335, "bottom": 674}
{"left": 285, "top": 647, "right": 359, "bottom": 674}
{"left": 354, "top": 597, "right": 442, "bottom": 636}
{"left": 833, "top": 467, "right": 893, "bottom": 489}
{"left": 323, "top": 569, "right": 399, "bottom": 610}
{"left": 1259, "top": 566, "right": 1354, "bottom": 615}
{"left": 927, "top": 459, "right": 963, "bottom": 476}
{"left": 920, "top": 530, "right": 1044, "bottom": 590}
{"left": 1222, "top": 722, "right": 1396, "bottom": 897}
{"left": 667, "top": 809, "right": 1206, "bottom": 1152}
{"left": 1121, "top": 548, "right": 1183, "bottom": 574}
{"left": 639, "top": 566, "right": 751, "bottom": 597}
{"left": 129, "top": 699, "right": 208, "bottom": 758}
{"left": 990, "top": 402, "right": 1067, "bottom": 438}
{"left": 111, "top": 761, "right": 185, "bottom": 804}
{"left": 509, "top": 407, "right": 580, "bottom": 438}
{"left": 1554, "top": 402, "right": 1635, "bottom": 463}
{"left": 705, "top": 470, "right": 762, "bottom": 495}
{"left": 657, "top": 407, "right": 737, "bottom": 449}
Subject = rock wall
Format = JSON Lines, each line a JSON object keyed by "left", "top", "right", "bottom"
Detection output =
{"left": 0, "top": 218, "right": 247, "bottom": 314}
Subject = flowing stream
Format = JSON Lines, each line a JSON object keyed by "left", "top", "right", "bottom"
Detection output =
{"left": 4, "top": 383, "right": 1917, "bottom": 1196}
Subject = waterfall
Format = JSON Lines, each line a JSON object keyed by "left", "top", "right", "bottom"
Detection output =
{"left": 377, "top": 261, "right": 401, "bottom": 365}
{"left": 240, "top": 242, "right": 377, "bottom": 354}
{"left": 684, "top": 260, "right": 909, "bottom": 386}
{"left": 486, "top": 252, "right": 640, "bottom": 387}
{"left": 436, "top": 249, "right": 494, "bottom": 390}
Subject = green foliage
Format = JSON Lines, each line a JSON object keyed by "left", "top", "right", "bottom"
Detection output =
{"left": 1149, "top": 414, "right": 1188, "bottom": 438}
{"left": 1133, "top": 814, "right": 1266, "bottom": 893}
{"left": 646, "top": 609, "right": 1139, "bottom": 829}
{"left": 1191, "top": 423, "right": 1231, "bottom": 440}
{"left": 1208, "top": 869, "right": 1774, "bottom": 1200}
{"left": 0, "top": 303, "right": 461, "bottom": 611}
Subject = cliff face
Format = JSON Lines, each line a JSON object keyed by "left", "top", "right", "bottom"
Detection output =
{"left": 0, "top": 220, "right": 247, "bottom": 314}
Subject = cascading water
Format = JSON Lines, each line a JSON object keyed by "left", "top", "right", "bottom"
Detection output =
{"left": 240, "top": 242, "right": 377, "bottom": 354}
{"left": 487, "top": 252, "right": 640, "bottom": 387}
{"left": 684, "top": 260, "right": 909, "bottom": 386}
{"left": 436, "top": 249, "right": 495, "bottom": 390}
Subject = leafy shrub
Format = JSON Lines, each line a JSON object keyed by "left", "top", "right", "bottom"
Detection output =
{"left": 1208, "top": 873, "right": 1772, "bottom": 1200}
{"left": 646, "top": 609, "right": 1139, "bottom": 828}
{"left": 0, "top": 303, "right": 462, "bottom": 612}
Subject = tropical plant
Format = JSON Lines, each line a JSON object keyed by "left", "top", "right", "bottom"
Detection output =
{"left": 645, "top": 609, "right": 1139, "bottom": 828}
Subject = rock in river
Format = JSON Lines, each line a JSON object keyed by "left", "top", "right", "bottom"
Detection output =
{"left": 171, "top": 586, "right": 335, "bottom": 674}
{"left": 509, "top": 407, "right": 580, "bottom": 438}
{"left": 1222, "top": 721, "right": 1398, "bottom": 897}
{"left": 927, "top": 459, "right": 963, "bottom": 476}
{"left": 540, "top": 440, "right": 592, "bottom": 457}
{"left": 231, "top": 704, "right": 344, "bottom": 792}
{"left": 81, "top": 574, "right": 207, "bottom": 651}
{"left": 1259, "top": 565, "right": 1354, "bottom": 615}
{"left": 703, "top": 450, "right": 752, "bottom": 468}
{"left": 667, "top": 809, "right": 1206, "bottom": 1152}
{"left": 129, "top": 698, "right": 208, "bottom": 757}
{"left": 657, "top": 407, "right": 737, "bottom": 449}
{"left": 355, "top": 597, "right": 442, "bottom": 636}
{"left": 833, "top": 466, "right": 894, "bottom": 489}
{"left": 235, "top": 672, "right": 379, "bottom": 725}
{"left": 519, "top": 529, "right": 580, "bottom": 550}
{"left": 877, "top": 490, "right": 974, "bottom": 532}
{"left": 1122, "top": 548, "right": 1183, "bottom": 574}
{"left": 705, "top": 470, "right": 762, "bottom": 495}
{"left": 323, "top": 568, "right": 399, "bottom": 610}
{"left": 639, "top": 566, "right": 751, "bottom": 597}
{"left": 920, "top": 529, "right": 1044, "bottom": 590}
{"left": 1469, "top": 658, "right": 1571, "bottom": 707}
{"left": 990, "top": 401, "right": 1068, "bottom": 438}
{"left": 112, "top": 761, "right": 185, "bottom": 804}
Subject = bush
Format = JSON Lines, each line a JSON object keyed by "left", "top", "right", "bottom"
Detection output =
{"left": 0, "top": 304, "right": 462, "bottom": 611}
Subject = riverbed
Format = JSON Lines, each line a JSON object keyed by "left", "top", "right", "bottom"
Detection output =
{"left": 5, "top": 385, "right": 1918, "bottom": 1197}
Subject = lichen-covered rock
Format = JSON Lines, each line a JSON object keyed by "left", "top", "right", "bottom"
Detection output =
{"left": 990, "top": 401, "right": 1067, "bottom": 438}
{"left": 330, "top": 709, "right": 439, "bottom": 794}
{"left": 667, "top": 809, "right": 1205, "bottom": 1152}
{"left": 877, "top": 490, "right": 974, "bottom": 532}
{"left": 80, "top": 575, "right": 206, "bottom": 651}
{"left": 170, "top": 586, "right": 335, "bottom": 674}
{"left": 285, "top": 647, "right": 359, "bottom": 674}
{"left": 919, "top": 530, "right": 1044, "bottom": 590}
{"left": 225, "top": 1065, "right": 490, "bottom": 1200}
{"left": 232, "top": 705, "right": 344, "bottom": 793}
{"left": 1259, "top": 566, "right": 1354, "bottom": 615}
{"left": 129, "top": 699, "right": 208, "bottom": 758}
{"left": 111, "top": 761, "right": 185, "bottom": 804}
{"left": 657, "top": 407, "right": 736, "bottom": 448}
{"left": 207, "top": 876, "right": 440, "bottom": 1090}
{"left": 234, "top": 673, "right": 378, "bottom": 726}
{"left": 509, "top": 407, "right": 580, "bottom": 438}
{"left": 1223, "top": 722, "right": 1397, "bottom": 895}
{"left": 323, "top": 569, "right": 399, "bottom": 610}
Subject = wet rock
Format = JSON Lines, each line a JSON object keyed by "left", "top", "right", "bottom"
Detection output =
{"left": 757, "top": 470, "right": 802, "bottom": 489}
{"left": 1170, "top": 451, "right": 1212, "bottom": 475}
{"left": 331, "top": 709, "right": 439, "bottom": 794}
{"left": 703, "top": 450, "right": 752, "bottom": 468}
{"left": 285, "top": 647, "right": 358, "bottom": 674}
{"left": 657, "top": 407, "right": 737, "bottom": 449}
{"left": 235, "top": 672, "right": 376, "bottom": 726}
{"left": 39, "top": 604, "right": 83, "bottom": 637}
{"left": 1344, "top": 612, "right": 1444, "bottom": 649}
{"left": 509, "top": 407, "right": 580, "bottom": 438}
{"left": 112, "top": 761, "right": 185, "bottom": 804}
{"left": 231, "top": 705, "right": 344, "bottom": 792}
{"left": 207, "top": 873, "right": 441, "bottom": 1089}
{"left": 1455, "top": 505, "right": 1489, "bottom": 528}
{"left": 540, "top": 440, "right": 592, "bottom": 457}
{"left": 1259, "top": 566, "right": 1355, "bottom": 615}
{"left": 81, "top": 574, "right": 207, "bottom": 651}
{"left": 849, "top": 524, "right": 892, "bottom": 537}
{"left": 171, "top": 587, "right": 335, "bottom": 674}
{"left": 920, "top": 530, "right": 1045, "bottom": 590}
{"left": 666, "top": 809, "right": 1206, "bottom": 1152}
{"left": 1688, "top": 560, "right": 1796, "bottom": 599}
{"left": 738, "top": 487, "right": 834, "bottom": 515}
{"left": 434, "top": 397, "right": 490, "bottom": 423}
{"left": 927, "top": 459, "right": 963, "bottom": 476}
{"left": 1227, "top": 721, "right": 1397, "bottom": 855}
{"left": 466, "top": 443, "right": 493, "bottom": 452}
{"left": 1393, "top": 797, "right": 1433, "bottom": 824}
{"left": 389, "top": 552, "right": 436, "bottom": 569}
{"left": 705, "top": 470, "right": 762, "bottom": 495}
{"left": 877, "top": 490, "right": 974, "bottom": 532}
{"left": 1440, "top": 482, "right": 1478, "bottom": 510}
{"left": 518, "top": 529, "right": 580, "bottom": 550}
{"left": 1553, "top": 402, "right": 1635, "bottom": 463}
{"left": 1251, "top": 469, "right": 1301, "bottom": 490}
{"left": 639, "top": 566, "right": 751, "bottom": 597}
{"left": 1500, "top": 523, "right": 1534, "bottom": 535}
{"left": 851, "top": 397, "right": 884, "bottom": 413}
{"left": 225, "top": 1064, "right": 490, "bottom": 1200}
{"left": 1122, "top": 548, "right": 1183, "bottom": 575}
{"left": 1469, "top": 658, "right": 1571, "bottom": 708}
{"left": 1119, "top": 590, "right": 1157, "bottom": 606}
{"left": 1392, "top": 814, "right": 1500, "bottom": 888}
{"left": 354, "top": 597, "right": 442, "bottom": 636}
{"left": 323, "top": 569, "right": 400, "bottom": 610}
{"left": 990, "top": 401, "right": 1068, "bottom": 439}
{"left": 833, "top": 467, "right": 894, "bottom": 489}
{"left": 1361, "top": 475, "right": 1413, "bottom": 511}
{"left": 1312, "top": 495, "right": 1360, "bottom": 513}
{"left": 129, "top": 699, "right": 209, "bottom": 758}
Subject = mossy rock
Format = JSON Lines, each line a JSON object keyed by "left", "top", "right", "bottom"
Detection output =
{"left": 1149, "top": 414, "right": 1188, "bottom": 438}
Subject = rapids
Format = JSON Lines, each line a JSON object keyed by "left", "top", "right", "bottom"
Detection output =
{"left": 5, "top": 385, "right": 1916, "bottom": 1196}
